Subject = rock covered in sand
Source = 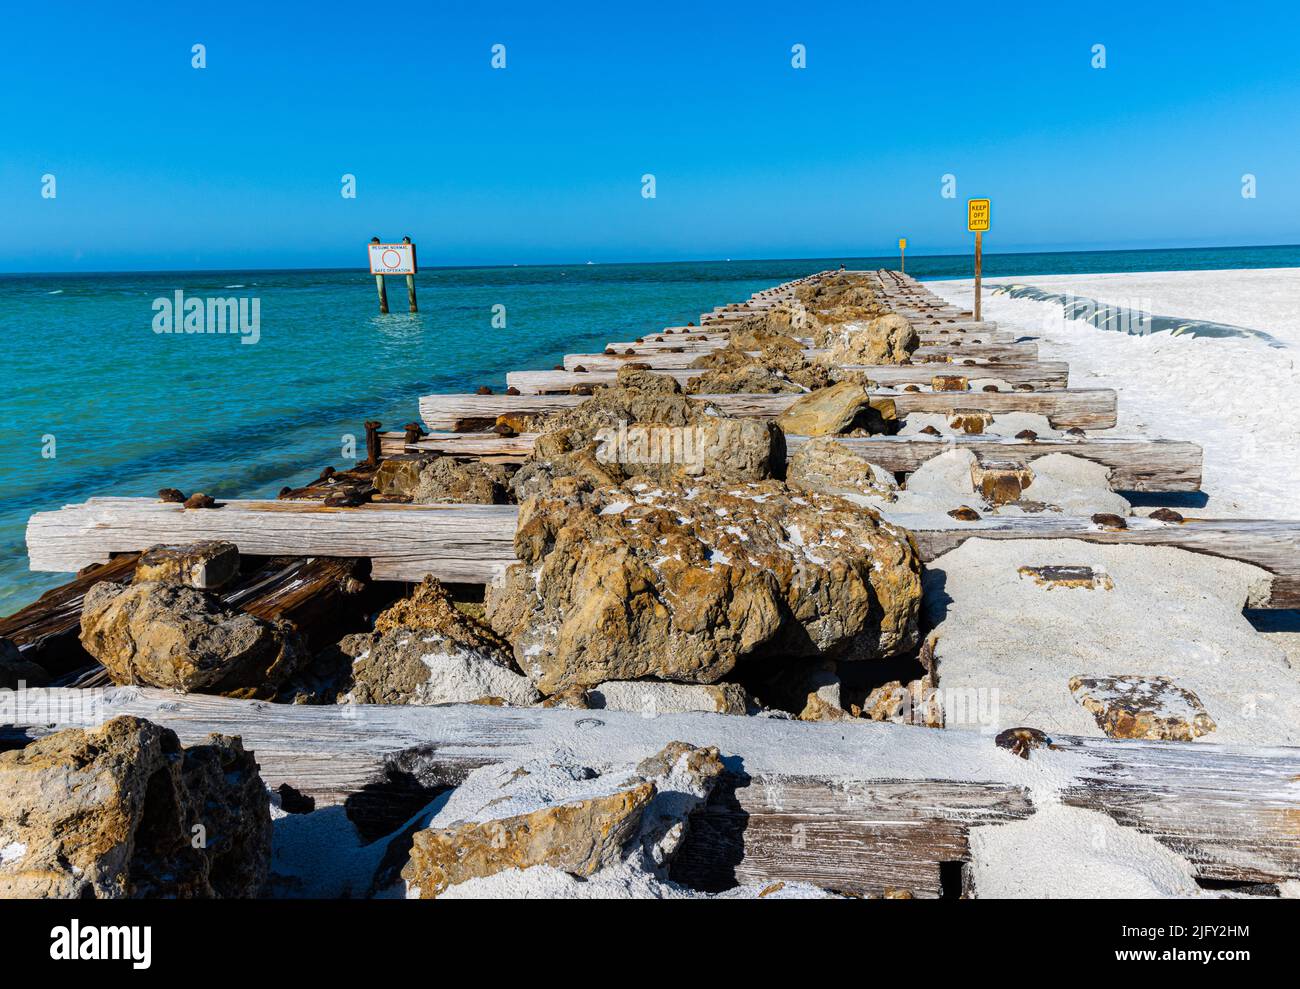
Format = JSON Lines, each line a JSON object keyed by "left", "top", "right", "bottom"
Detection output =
{"left": 787, "top": 435, "right": 898, "bottom": 500}
{"left": 588, "top": 680, "right": 748, "bottom": 716}
{"left": 342, "top": 577, "right": 537, "bottom": 706}
{"left": 401, "top": 741, "right": 725, "bottom": 898}
{"left": 822, "top": 313, "right": 920, "bottom": 365}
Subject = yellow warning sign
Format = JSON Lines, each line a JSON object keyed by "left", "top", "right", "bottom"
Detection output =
{"left": 898, "top": 238, "right": 907, "bottom": 250}
{"left": 967, "top": 199, "right": 990, "bottom": 232}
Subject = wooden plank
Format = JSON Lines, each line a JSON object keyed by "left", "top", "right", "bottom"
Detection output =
{"left": 25, "top": 497, "right": 518, "bottom": 584}
{"left": 902, "top": 514, "right": 1300, "bottom": 608}
{"left": 564, "top": 342, "right": 1038, "bottom": 372}
{"left": 4, "top": 688, "right": 1296, "bottom": 890}
{"left": 704, "top": 313, "right": 998, "bottom": 332}
{"left": 419, "top": 388, "right": 1120, "bottom": 431}
{"left": 25, "top": 499, "right": 1300, "bottom": 606}
{"left": 394, "top": 432, "right": 1201, "bottom": 493}
{"left": 506, "top": 362, "right": 1070, "bottom": 394}
{"left": 614, "top": 327, "right": 1018, "bottom": 348}
{"left": 821, "top": 436, "right": 1202, "bottom": 492}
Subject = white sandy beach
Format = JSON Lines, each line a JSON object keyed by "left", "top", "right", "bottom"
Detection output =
{"left": 930, "top": 268, "right": 1300, "bottom": 517}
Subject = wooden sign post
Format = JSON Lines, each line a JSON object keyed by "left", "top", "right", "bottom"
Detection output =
{"left": 898, "top": 237, "right": 907, "bottom": 273}
{"left": 967, "top": 199, "right": 990, "bottom": 321}
{"left": 367, "top": 237, "right": 419, "bottom": 314}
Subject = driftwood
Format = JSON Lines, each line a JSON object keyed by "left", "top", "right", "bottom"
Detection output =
{"left": 25, "top": 498, "right": 1300, "bottom": 606}
{"left": 506, "top": 361, "right": 1071, "bottom": 394}
{"left": 2, "top": 688, "right": 1295, "bottom": 895}
{"left": 419, "top": 388, "right": 1121, "bottom": 432}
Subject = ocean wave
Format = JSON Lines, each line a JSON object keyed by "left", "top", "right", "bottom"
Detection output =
{"left": 994, "top": 283, "right": 1285, "bottom": 347}
{"left": 46, "top": 289, "right": 63, "bottom": 295}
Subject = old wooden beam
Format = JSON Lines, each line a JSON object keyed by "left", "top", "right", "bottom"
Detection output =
{"left": 387, "top": 432, "right": 1201, "bottom": 493}
{"left": 506, "top": 361, "right": 1070, "bottom": 394}
{"left": 25, "top": 499, "right": 1300, "bottom": 606}
{"left": 563, "top": 341, "right": 1039, "bottom": 372}
{"left": 26, "top": 498, "right": 518, "bottom": 584}
{"left": 419, "top": 388, "right": 1120, "bottom": 432}
{"left": 3, "top": 689, "right": 1295, "bottom": 892}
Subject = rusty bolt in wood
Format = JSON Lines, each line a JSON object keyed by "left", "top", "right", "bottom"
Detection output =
{"left": 995, "top": 727, "right": 1053, "bottom": 760}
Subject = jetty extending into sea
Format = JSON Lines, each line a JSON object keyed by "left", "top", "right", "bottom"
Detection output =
{"left": 5, "top": 269, "right": 1300, "bottom": 898}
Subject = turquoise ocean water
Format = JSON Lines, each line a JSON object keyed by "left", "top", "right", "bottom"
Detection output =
{"left": 5, "top": 244, "right": 1299, "bottom": 612}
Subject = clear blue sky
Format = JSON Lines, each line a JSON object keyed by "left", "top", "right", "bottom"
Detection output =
{"left": 2, "top": 0, "right": 1298, "bottom": 272}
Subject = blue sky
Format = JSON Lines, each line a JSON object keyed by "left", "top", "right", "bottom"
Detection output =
{"left": 2, "top": 0, "right": 1298, "bottom": 271}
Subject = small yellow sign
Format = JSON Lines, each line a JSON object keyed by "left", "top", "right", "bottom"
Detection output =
{"left": 898, "top": 238, "right": 907, "bottom": 250}
{"left": 967, "top": 199, "right": 991, "bottom": 232}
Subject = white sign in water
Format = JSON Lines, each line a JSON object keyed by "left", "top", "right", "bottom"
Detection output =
{"left": 368, "top": 242, "right": 417, "bottom": 275}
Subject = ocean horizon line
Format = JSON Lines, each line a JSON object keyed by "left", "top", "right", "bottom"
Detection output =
{"left": 3, "top": 241, "right": 1300, "bottom": 279}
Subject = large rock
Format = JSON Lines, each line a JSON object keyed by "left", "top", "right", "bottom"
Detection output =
{"left": 689, "top": 341, "right": 832, "bottom": 392}
{"left": 374, "top": 454, "right": 433, "bottom": 498}
{"left": 513, "top": 372, "right": 727, "bottom": 500}
{"left": 823, "top": 314, "right": 919, "bottom": 365}
{"left": 344, "top": 577, "right": 537, "bottom": 706}
{"left": 775, "top": 382, "right": 894, "bottom": 436}
{"left": 134, "top": 540, "right": 240, "bottom": 590}
{"left": 787, "top": 436, "right": 898, "bottom": 501}
{"left": 588, "top": 680, "right": 748, "bottom": 715}
{"left": 412, "top": 458, "right": 513, "bottom": 504}
{"left": 401, "top": 741, "right": 724, "bottom": 898}
{"left": 0, "top": 637, "right": 49, "bottom": 689}
{"left": 593, "top": 417, "right": 781, "bottom": 483}
{"left": 685, "top": 362, "right": 806, "bottom": 395}
{"left": 79, "top": 580, "right": 303, "bottom": 699}
{"left": 1068, "top": 674, "right": 1216, "bottom": 741}
{"left": 0, "top": 716, "right": 271, "bottom": 898}
{"left": 344, "top": 629, "right": 539, "bottom": 706}
{"left": 487, "top": 478, "right": 922, "bottom": 694}
{"left": 533, "top": 368, "right": 707, "bottom": 436}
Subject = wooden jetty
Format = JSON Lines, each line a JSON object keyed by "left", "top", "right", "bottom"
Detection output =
{"left": 14, "top": 269, "right": 1300, "bottom": 901}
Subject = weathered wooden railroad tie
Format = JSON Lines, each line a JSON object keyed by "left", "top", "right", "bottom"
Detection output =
{"left": 25, "top": 499, "right": 1300, "bottom": 606}
{"left": 419, "top": 388, "right": 1121, "bottom": 431}
{"left": 383, "top": 432, "right": 1202, "bottom": 493}
{"left": 505, "top": 362, "right": 1072, "bottom": 393}
{"left": 4, "top": 689, "right": 1297, "bottom": 894}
